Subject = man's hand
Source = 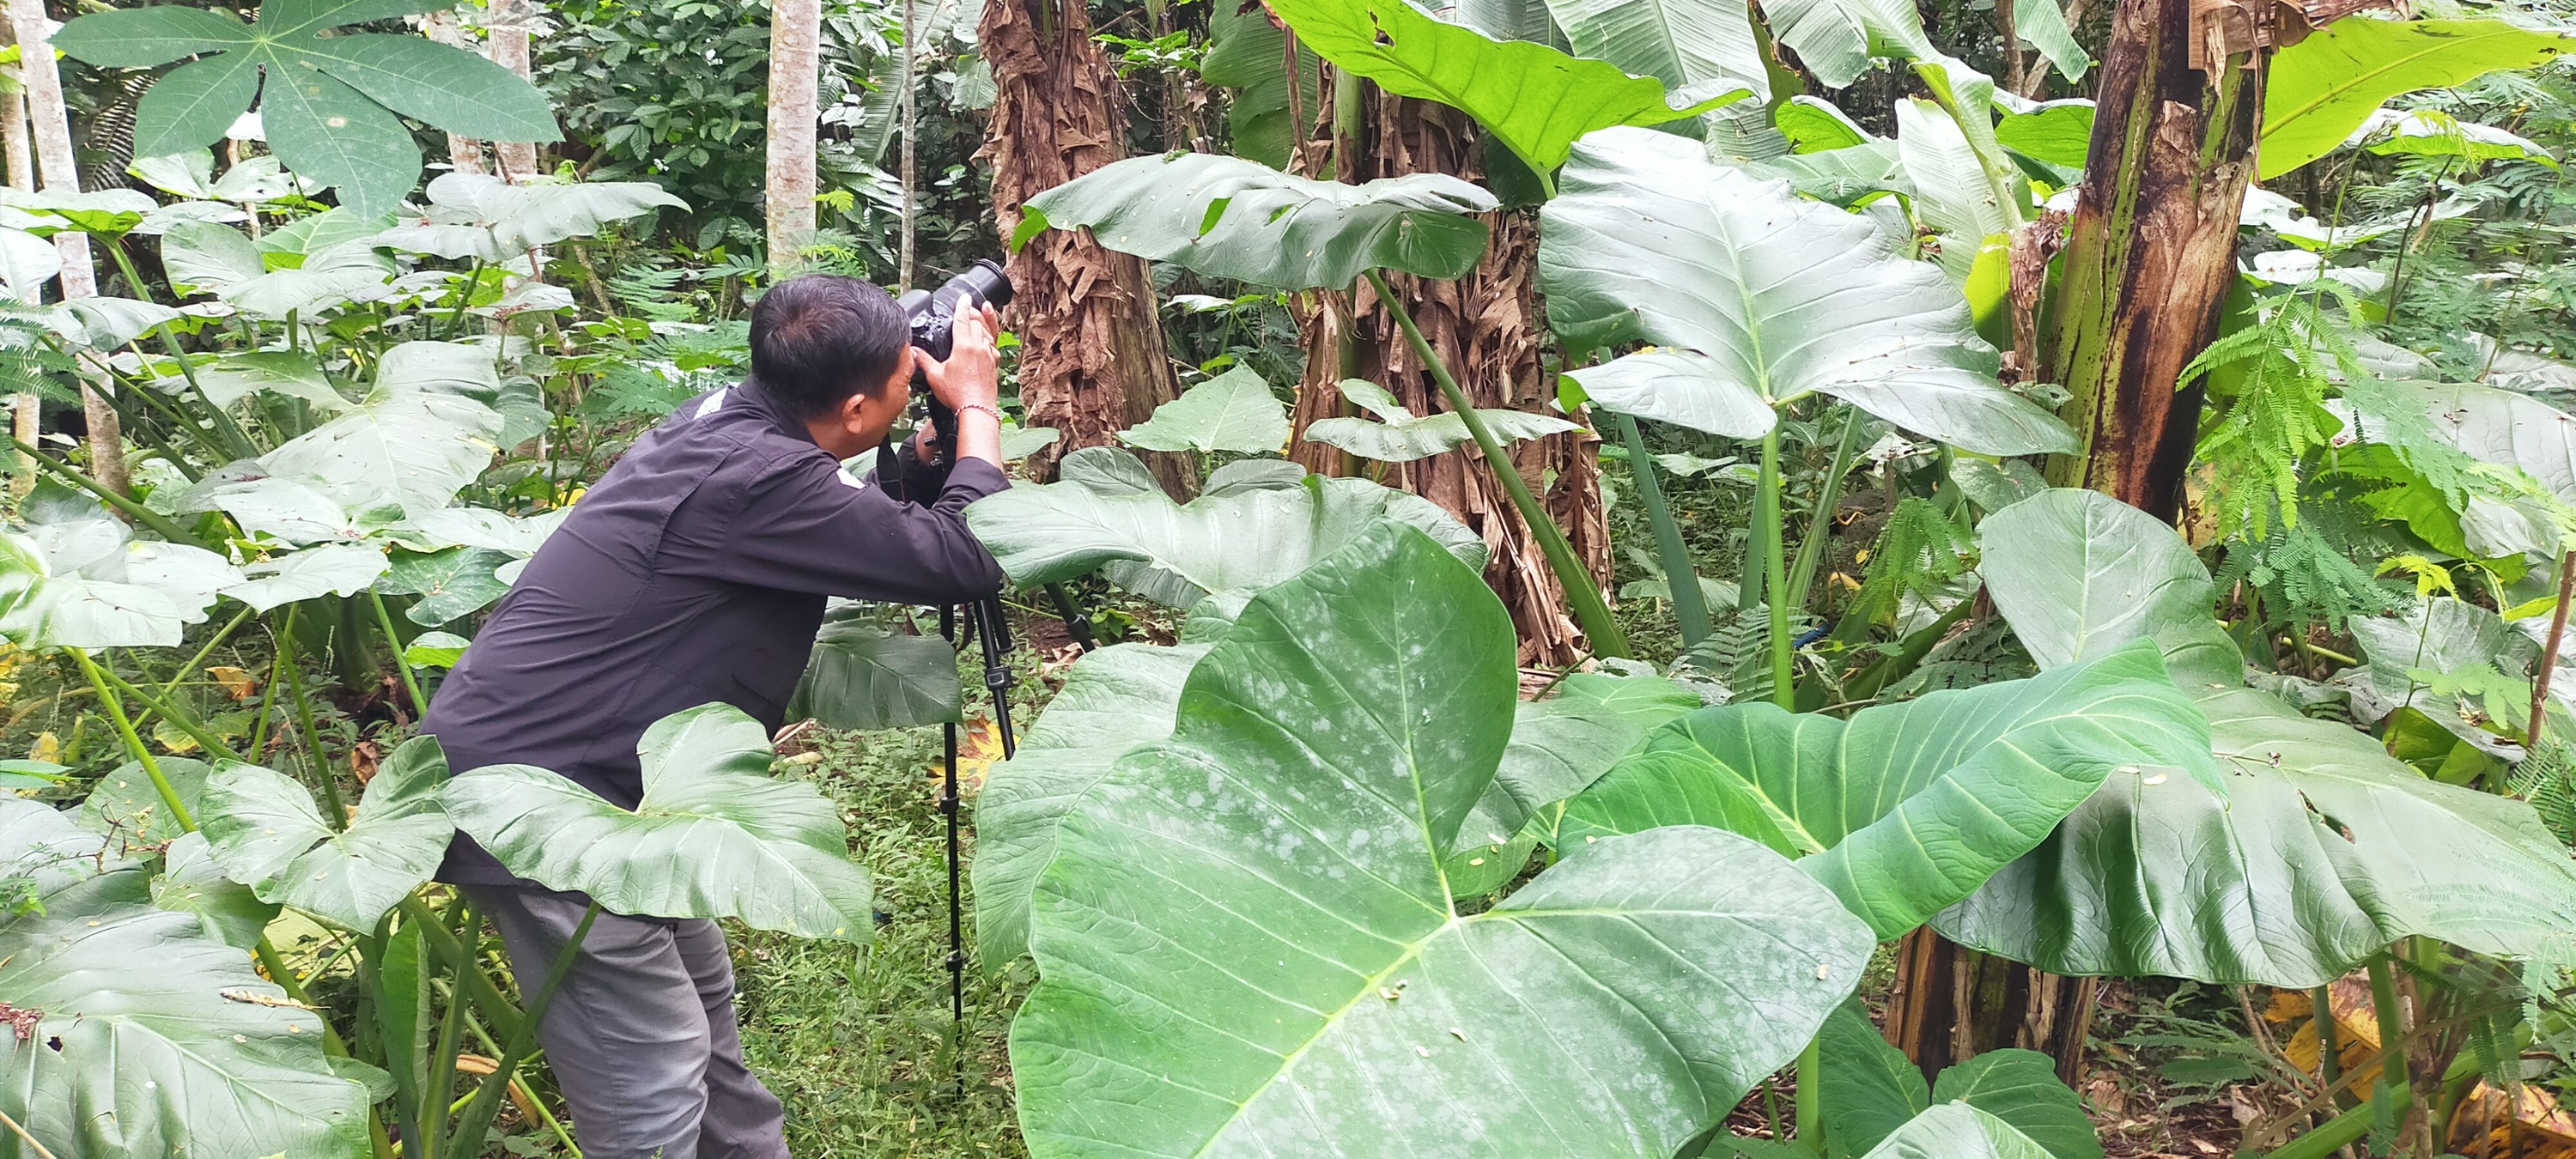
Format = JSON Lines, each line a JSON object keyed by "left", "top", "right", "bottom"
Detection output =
{"left": 912, "top": 303, "right": 1005, "bottom": 471}
{"left": 915, "top": 303, "right": 1002, "bottom": 410}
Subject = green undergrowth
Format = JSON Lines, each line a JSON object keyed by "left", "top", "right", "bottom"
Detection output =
{"left": 732, "top": 690, "right": 1041, "bottom": 1156}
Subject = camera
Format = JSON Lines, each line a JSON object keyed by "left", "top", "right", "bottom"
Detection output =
{"left": 897, "top": 258, "right": 1013, "bottom": 465}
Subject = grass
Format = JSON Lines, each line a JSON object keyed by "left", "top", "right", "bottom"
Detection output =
{"left": 733, "top": 719, "right": 1033, "bottom": 1157}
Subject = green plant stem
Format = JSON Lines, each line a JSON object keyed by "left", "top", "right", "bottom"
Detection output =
{"left": 1614, "top": 412, "right": 1710, "bottom": 646}
{"left": 8, "top": 436, "right": 201, "bottom": 543}
{"left": 444, "top": 261, "right": 485, "bottom": 340}
{"left": 1795, "top": 1035, "right": 1823, "bottom": 1156}
{"left": 248, "top": 612, "right": 293, "bottom": 762}
{"left": 69, "top": 648, "right": 196, "bottom": 829}
{"left": 2265, "top": 1083, "right": 2412, "bottom": 1159}
{"left": 398, "top": 895, "right": 525, "bottom": 1041}
{"left": 1759, "top": 428, "right": 1794, "bottom": 707}
{"left": 100, "top": 240, "right": 260, "bottom": 462}
{"left": 447, "top": 901, "right": 600, "bottom": 1159}
{"left": 368, "top": 592, "right": 429, "bottom": 715}
{"left": 1785, "top": 409, "right": 1864, "bottom": 621}
{"left": 422, "top": 900, "right": 482, "bottom": 1159}
{"left": 1364, "top": 269, "right": 1629, "bottom": 658}
{"left": 276, "top": 622, "right": 352, "bottom": 826}
{"left": 2366, "top": 953, "right": 2414, "bottom": 1118}
{"left": 95, "top": 658, "right": 243, "bottom": 765}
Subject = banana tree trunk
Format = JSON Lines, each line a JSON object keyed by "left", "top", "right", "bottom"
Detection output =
{"left": 1893, "top": 0, "right": 2276, "bottom": 1084}
{"left": 1288, "top": 88, "right": 1610, "bottom": 665}
{"left": 981, "top": 0, "right": 1188, "bottom": 492}
{"left": 8, "top": 0, "right": 125, "bottom": 499}
{"left": 2037, "top": 0, "right": 2266, "bottom": 520}
{"left": 490, "top": 0, "right": 540, "bottom": 183}
{"left": 766, "top": 0, "right": 821, "bottom": 261}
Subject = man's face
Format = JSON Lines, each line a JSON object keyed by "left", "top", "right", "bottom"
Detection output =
{"left": 806, "top": 355, "right": 915, "bottom": 459}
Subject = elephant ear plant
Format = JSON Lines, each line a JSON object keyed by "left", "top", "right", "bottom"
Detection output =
{"left": 1008, "top": 152, "right": 1634, "bottom": 655}
{"left": 1006, "top": 522, "right": 1877, "bottom": 1156}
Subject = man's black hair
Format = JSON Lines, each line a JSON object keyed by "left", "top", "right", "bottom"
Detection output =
{"left": 748, "top": 274, "right": 909, "bottom": 417}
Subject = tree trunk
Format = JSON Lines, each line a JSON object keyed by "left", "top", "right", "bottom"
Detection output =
{"left": 2, "top": 5, "right": 29, "bottom": 500}
{"left": 765, "top": 0, "right": 820, "bottom": 263}
{"left": 1885, "top": 931, "right": 2099, "bottom": 1085}
{"left": 489, "top": 0, "right": 539, "bottom": 182}
{"left": 980, "top": 0, "right": 1187, "bottom": 491}
{"left": 1892, "top": 0, "right": 2280, "bottom": 1085}
{"left": 9, "top": 0, "right": 125, "bottom": 498}
{"left": 426, "top": 8, "right": 491, "bottom": 176}
{"left": 1286, "top": 88, "right": 1608, "bottom": 665}
{"left": 2037, "top": 0, "right": 2266, "bottom": 521}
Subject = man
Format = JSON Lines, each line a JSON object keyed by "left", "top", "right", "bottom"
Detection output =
{"left": 424, "top": 274, "right": 1009, "bottom": 1158}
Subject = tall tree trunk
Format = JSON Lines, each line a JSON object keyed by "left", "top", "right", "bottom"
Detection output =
{"left": 426, "top": 8, "right": 491, "bottom": 176}
{"left": 2037, "top": 0, "right": 2265, "bottom": 519}
{"left": 1890, "top": 0, "right": 2279, "bottom": 1086}
{"left": 981, "top": 0, "right": 1186, "bottom": 490}
{"left": 489, "top": 0, "right": 539, "bottom": 182}
{"left": 9, "top": 0, "right": 125, "bottom": 499}
{"left": 1287, "top": 88, "right": 1608, "bottom": 665}
{"left": 766, "top": 0, "right": 820, "bottom": 264}
{"left": 2, "top": 6, "right": 30, "bottom": 500}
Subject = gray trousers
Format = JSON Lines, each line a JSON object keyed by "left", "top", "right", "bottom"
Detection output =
{"left": 467, "top": 885, "right": 790, "bottom": 1159}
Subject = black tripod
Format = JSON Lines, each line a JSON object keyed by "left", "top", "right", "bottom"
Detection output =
{"left": 933, "top": 584, "right": 1094, "bottom": 1096}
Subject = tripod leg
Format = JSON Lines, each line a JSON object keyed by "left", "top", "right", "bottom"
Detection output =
{"left": 975, "top": 598, "right": 1020, "bottom": 760}
{"left": 1042, "top": 582, "right": 1099, "bottom": 653}
{"left": 938, "top": 604, "right": 965, "bottom": 1098}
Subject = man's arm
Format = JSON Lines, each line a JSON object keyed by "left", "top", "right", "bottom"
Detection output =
{"left": 696, "top": 452, "right": 1009, "bottom": 604}
{"left": 917, "top": 303, "right": 1005, "bottom": 471}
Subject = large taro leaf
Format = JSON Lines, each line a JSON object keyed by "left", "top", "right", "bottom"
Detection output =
{"left": 1266, "top": 0, "right": 1741, "bottom": 173}
{"left": 378, "top": 546, "right": 516, "bottom": 626}
{"left": 1558, "top": 641, "right": 2216, "bottom": 939}
{"left": 157, "top": 224, "right": 397, "bottom": 319}
{"left": 374, "top": 172, "right": 689, "bottom": 262}
{"left": 1116, "top": 366, "right": 1291, "bottom": 455}
{"left": 0, "top": 519, "right": 240, "bottom": 650}
{"left": 76, "top": 758, "right": 215, "bottom": 851}
{"left": 964, "top": 446, "right": 1488, "bottom": 612}
{"left": 1011, "top": 523, "right": 1876, "bottom": 1157}
{"left": 1016, "top": 153, "right": 1497, "bottom": 291}
{"left": 1858, "top": 1104, "right": 2057, "bottom": 1159}
{"left": 1540, "top": 0, "right": 1771, "bottom": 125}
{"left": 1303, "top": 378, "right": 1579, "bottom": 464}
{"left": 259, "top": 340, "right": 504, "bottom": 522}
{"left": 1756, "top": 0, "right": 1936, "bottom": 88}
{"left": 222, "top": 542, "right": 392, "bottom": 612}
{"left": 2346, "top": 596, "right": 2543, "bottom": 745}
{"left": 2260, "top": 19, "right": 2574, "bottom": 180}
{"left": 787, "top": 615, "right": 963, "bottom": 731}
{"left": 153, "top": 831, "right": 279, "bottom": 950}
{"left": 2360, "top": 379, "right": 2576, "bottom": 503}
{"left": 1445, "top": 671, "right": 1707, "bottom": 901}
{"left": 1971, "top": 489, "right": 2243, "bottom": 687}
{"left": 443, "top": 703, "right": 875, "bottom": 943}
{"left": 1541, "top": 128, "right": 2072, "bottom": 455}
{"left": 199, "top": 736, "right": 453, "bottom": 931}
{"left": 53, "top": 0, "right": 561, "bottom": 215}
{"left": 972, "top": 641, "right": 1210, "bottom": 965}
{"left": 1943, "top": 486, "right": 2576, "bottom": 986}
{"left": 0, "top": 803, "right": 369, "bottom": 1159}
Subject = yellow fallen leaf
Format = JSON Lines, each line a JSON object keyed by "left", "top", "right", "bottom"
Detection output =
{"left": 26, "top": 733, "right": 58, "bottom": 765}
{"left": 151, "top": 718, "right": 200, "bottom": 755}
{"left": 206, "top": 666, "right": 258, "bottom": 701}
{"left": 926, "top": 718, "right": 1005, "bottom": 797}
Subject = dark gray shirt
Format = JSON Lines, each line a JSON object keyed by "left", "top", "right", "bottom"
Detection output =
{"left": 428, "top": 376, "right": 1007, "bottom": 885}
